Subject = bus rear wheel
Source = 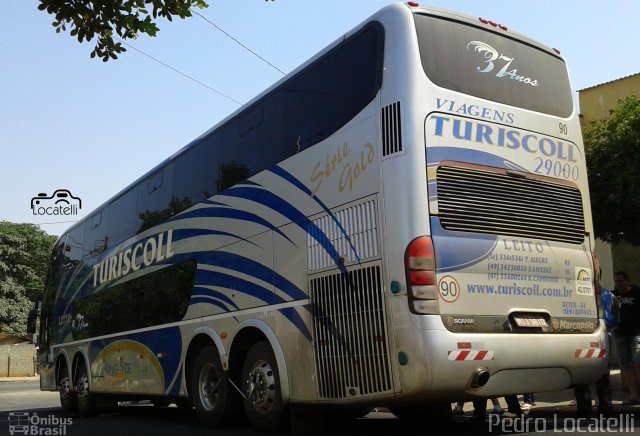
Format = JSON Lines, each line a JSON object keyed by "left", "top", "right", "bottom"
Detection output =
{"left": 57, "top": 363, "right": 77, "bottom": 412}
{"left": 75, "top": 362, "right": 96, "bottom": 415}
{"left": 190, "top": 346, "right": 227, "bottom": 428}
{"left": 241, "top": 341, "right": 284, "bottom": 432}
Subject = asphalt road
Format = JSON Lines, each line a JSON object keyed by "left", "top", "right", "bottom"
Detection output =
{"left": 1, "top": 380, "right": 639, "bottom": 436}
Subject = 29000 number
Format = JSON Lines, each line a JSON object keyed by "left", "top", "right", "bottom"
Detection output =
{"left": 534, "top": 158, "right": 579, "bottom": 181}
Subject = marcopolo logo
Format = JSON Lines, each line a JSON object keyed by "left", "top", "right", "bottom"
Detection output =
{"left": 8, "top": 412, "right": 73, "bottom": 435}
{"left": 31, "top": 190, "right": 81, "bottom": 216}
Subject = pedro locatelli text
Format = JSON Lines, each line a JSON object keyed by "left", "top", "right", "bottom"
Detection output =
{"left": 489, "top": 414, "right": 635, "bottom": 433}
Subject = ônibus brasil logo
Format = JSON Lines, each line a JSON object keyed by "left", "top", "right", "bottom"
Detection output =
{"left": 8, "top": 412, "right": 73, "bottom": 435}
{"left": 31, "top": 190, "right": 81, "bottom": 216}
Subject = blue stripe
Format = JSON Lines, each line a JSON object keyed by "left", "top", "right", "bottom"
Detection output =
{"left": 170, "top": 251, "right": 307, "bottom": 302}
{"left": 196, "top": 269, "right": 277, "bottom": 305}
{"left": 269, "top": 165, "right": 314, "bottom": 196}
{"left": 269, "top": 166, "right": 361, "bottom": 262}
{"left": 221, "top": 186, "right": 347, "bottom": 274}
{"left": 168, "top": 206, "right": 293, "bottom": 244}
{"left": 195, "top": 269, "right": 311, "bottom": 340}
{"left": 237, "top": 180, "right": 262, "bottom": 187}
{"left": 190, "top": 296, "right": 229, "bottom": 312}
{"left": 167, "top": 362, "right": 183, "bottom": 396}
{"left": 308, "top": 301, "right": 355, "bottom": 355}
{"left": 278, "top": 307, "right": 312, "bottom": 342}
{"left": 202, "top": 199, "right": 229, "bottom": 206}
{"left": 201, "top": 252, "right": 308, "bottom": 301}
{"left": 192, "top": 286, "right": 240, "bottom": 310}
{"left": 172, "top": 228, "right": 262, "bottom": 248}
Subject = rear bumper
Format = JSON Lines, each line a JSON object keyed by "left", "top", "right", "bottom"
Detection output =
{"left": 394, "top": 321, "right": 607, "bottom": 402}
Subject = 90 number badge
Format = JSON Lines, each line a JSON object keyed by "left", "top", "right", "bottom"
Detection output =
{"left": 438, "top": 275, "right": 460, "bottom": 303}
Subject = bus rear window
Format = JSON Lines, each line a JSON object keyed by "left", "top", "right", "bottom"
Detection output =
{"left": 414, "top": 14, "right": 573, "bottom": 117}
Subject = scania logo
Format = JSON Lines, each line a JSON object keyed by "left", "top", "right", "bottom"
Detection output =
{"left": 467, "top": 41, "right": 539, "bottom": 87}
{"left": 445, "top": 316, "right": 454, "bottom": 327}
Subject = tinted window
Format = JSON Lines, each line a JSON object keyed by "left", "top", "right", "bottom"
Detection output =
{"left": 414, "top": 15, "right": 573, "bottom": 117}
{"left": 174, "top": 136, "right": 220, "bottom": 204}
{"left": 55, "top": 225, "right": 87, "bottom": 343}
{"left": 137, "top": 164, "right": 175, "bottom": 233}
{"left": 107, "top": 189, "right": 138, "bottom": 246}
{"left": 44, "top": 240, "right": 66, "bottom": 297}
{"left": 40, "top": 240, "right": 68, "bottom": 349}
{"left": 72, "top": 260, "right": 196, "bottom": 339}
{"left": 215, "top": 23, "right": 383, "bottom": 191}
{"left": 84, "top": 210, "right": 107, "bottom": 259}
{"left": 220, "top": 99, "right": 285, "bottom": 188}
{"left": 279, "top": 23, "right": 383, "bottom": 152}
{"left": 40, "top": 239, "right": 66, "bottom": 349}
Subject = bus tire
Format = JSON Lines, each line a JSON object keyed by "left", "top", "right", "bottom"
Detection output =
{"left": 75, "top": 362, "right": 97, "bottom": 416}
{"left": 190, "top": 346, "right": 227, "bottom": 428}
{"left": 57, "top": 362, "right": 77, "bottom": 412}
{"left": 241, "top": 341, "right": 284, "bottom": 432}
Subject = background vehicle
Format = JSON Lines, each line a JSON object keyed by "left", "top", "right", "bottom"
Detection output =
{"left": 37, "top": 2, "right": 605, "bottom": 431}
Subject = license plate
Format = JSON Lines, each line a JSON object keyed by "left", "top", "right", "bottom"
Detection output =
{"left": 513, "top": 315, "right": 548, "bottom": 328}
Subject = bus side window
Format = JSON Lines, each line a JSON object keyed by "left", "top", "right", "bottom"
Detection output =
{"left": 108, "top": 188, "right": 138, "bottom": 245}
{"left": 64, "top": 225, "right": 86, "bottom": 267}
{"left": 174, "top": 134, "right": 221, "bottom": 205}
{"left": 84, "top": 210, "right": 107, "bottom": 257}
{"left": 280, "top": 23, "right": 382, "bottom": 153}
{"left": 137, "top": 164, "right": 175, "bottom": 233}
{"left": 39, "top": 239, "right": 66, "bottom": 349}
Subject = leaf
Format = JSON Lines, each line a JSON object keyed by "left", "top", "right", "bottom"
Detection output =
{"left": 40, "top": 0, "right": 210, "bottom": 61}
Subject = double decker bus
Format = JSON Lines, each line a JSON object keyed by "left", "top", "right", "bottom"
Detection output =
{"left": 37, "top": 2, "right": 606, "bottom": 431}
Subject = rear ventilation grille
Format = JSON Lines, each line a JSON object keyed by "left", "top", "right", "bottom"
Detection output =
{"left": 311, "top": 265, "right": 393, "bottom": 399}
{"left": 436, "top": 165, "right": 585, "bottom": 244}
{"left": 307, "top": 200, "right": 379, "bottom": 272}
{"left": 382, "top": 102, "right": 402, "bottom": 156}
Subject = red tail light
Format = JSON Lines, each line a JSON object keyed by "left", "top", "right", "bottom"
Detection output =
{"left": 405, "top": 237, "right": 438, "bottom": 314}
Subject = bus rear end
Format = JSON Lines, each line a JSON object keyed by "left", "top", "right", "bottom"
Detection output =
{"left": 381, "top": 3, "right": 606, "bottom": 402}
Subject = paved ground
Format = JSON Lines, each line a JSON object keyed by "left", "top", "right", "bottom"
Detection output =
{"left": 2, "top": 374, "right": 640, "bottom": 435}
{"left": 453, "top": 369, "right": 640, "bottom": 418}
{"left": 1, "top": 370, "right": 638, "bottom": 415}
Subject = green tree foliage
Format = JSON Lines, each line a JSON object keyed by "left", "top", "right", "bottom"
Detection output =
{"left": 0, "top": 222, "right": 57, "bottom": 290}
{"left": 0, "top": 278, "right": 32, "bottom": 336}
{"left": 584, "top": 95, "right": 640, "bottom": 245}
{"left": 37, "top": 0, "right": 208, "bottom": 61}
{"left": 0, "top": 223, "right": 57, "bottom": 335}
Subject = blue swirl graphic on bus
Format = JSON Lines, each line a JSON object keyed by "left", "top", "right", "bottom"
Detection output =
{"left": 430, "top": 217, "right": 496, "bottom": 272}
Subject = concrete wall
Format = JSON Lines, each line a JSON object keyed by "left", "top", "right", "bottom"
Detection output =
{"left": 0, "top": 344, "right": 37, "bottom": 377}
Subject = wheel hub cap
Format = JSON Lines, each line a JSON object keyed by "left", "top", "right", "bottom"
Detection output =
{"left": 199, "top": 363, "right": 221, "bottom": 411}
{"left": 246, "top": 360, "right": 275, "bottom": 414}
